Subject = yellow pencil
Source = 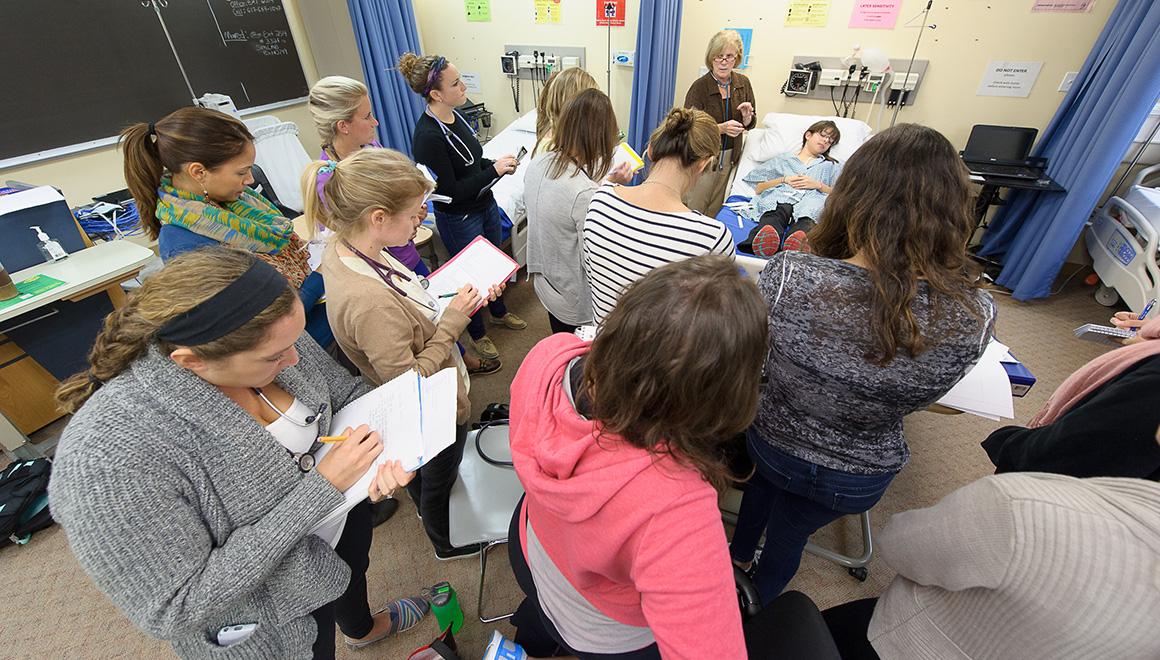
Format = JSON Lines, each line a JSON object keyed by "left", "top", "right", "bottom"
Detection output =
{"left": 319, "top": 435, "right": 347, "bottom": 444}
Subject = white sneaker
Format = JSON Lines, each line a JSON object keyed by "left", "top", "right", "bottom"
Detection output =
{"left": 482, "top": 630, "right": 528, "bottom": 660}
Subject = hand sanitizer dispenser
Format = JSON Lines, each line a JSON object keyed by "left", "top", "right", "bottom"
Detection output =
{"left": 31, "top": 226, "right": 68, "bottom": 262}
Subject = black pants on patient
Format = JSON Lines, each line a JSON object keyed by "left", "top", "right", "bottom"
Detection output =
{"left": 311, "top": 499, "right": 376, "bottom": 658}
{"left": 406, "top": 422, "right": 468, "bottom": 553}
{"left": 738, "top": 203, "right": 816, "bottom": 254}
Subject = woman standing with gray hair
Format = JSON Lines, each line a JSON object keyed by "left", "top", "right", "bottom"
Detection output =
{"left": 683, "top": 29, "right": 757, "bottom": 217}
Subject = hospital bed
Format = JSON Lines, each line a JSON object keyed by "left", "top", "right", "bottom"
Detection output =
{"left": 481, "top": 110, "right": 540, "bottom": 267}
{"left": 715, "top": 113, "right": 873, "bottom": 253}
{"left": 1086, "top": 163, "right": 1160, "bottom": 314}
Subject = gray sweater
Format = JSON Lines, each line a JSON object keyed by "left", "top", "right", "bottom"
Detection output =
{"left": 524, "top": 153, "right": 598, "bottom": 326}
{"left": 755, "top": 251, "right": 995, "bottom": 474}
{"left": 870, "top": 473, "right": 1160, "bottom": 659}
{"left": 48, "top": 334, "right": 371, "bottom": 659}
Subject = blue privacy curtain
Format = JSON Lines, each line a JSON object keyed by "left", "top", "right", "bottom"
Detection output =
{"left": 977, "top": 0, "right": 1160, "bottom": 300}
{"left": 346, "top": 0, "right": 426, "bottom": 157}
{"left": 627, "top": 0, "right": 684, "bottom": 154}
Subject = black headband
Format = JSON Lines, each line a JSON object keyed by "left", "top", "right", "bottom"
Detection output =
{"left": 147, "top": 122, "right": 156, "bottom": 137}
{"left": 157, "top": 259, "right": 288, "bottom": 346}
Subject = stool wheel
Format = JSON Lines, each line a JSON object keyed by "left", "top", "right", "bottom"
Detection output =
{"left": 848, "top": 567, "right": 869, "bottom": 582}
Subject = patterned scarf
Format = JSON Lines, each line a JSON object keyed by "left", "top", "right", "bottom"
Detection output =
{"left": 156, "top": 177, "right": 310, "bottom": 288}
{"left": 156, "top": 177, "right": 293, "bottom": 253}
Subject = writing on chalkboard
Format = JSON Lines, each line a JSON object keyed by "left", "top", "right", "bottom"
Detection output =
{"left": 229, "top": 0, "right": 284, "bottom": 17}
{"left": 218, "top": 28, "right": 292, "bottom": 56}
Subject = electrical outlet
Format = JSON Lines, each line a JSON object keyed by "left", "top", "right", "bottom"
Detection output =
{"left": 1058, "top": 71, "right": 1078, "bottom": 92}
{"left": 817, "top": 68, "right": 847, "bottom": 87}
{"left": 518, "top": 55, "right": 536, "bottom": 69}
{"left": 889, "top": 73, "right": 919, "bottom": 91}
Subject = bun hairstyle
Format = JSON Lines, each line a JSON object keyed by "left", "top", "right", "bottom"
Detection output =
{"left": 397, "top": 52, "right": 448, "bottom": 99}
{"left": 56, "top": 247, "right": 297, "bottom": 413}
{"left": 647, "top": 107, "right": 719, "bottom": 168}
{"left": 121, "top": 107, "right": 253, "bottom": 240}
{"left": 308, "top": 75, "right": 370, "bottom": 149}
{"left": 301, "top": 148, "right": 434, "bottom": 239}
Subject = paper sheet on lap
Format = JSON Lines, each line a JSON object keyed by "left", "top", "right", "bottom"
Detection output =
{"left": 935, "top": 339, "right": 1016, "bottom": 420}
{"left": 309, "top": 368, "right": 458, "bottom": 535}
{"left": 426, "top": 236, "right": 519, "bottom": 314}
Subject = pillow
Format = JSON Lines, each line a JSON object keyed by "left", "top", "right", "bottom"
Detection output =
{"left": 757, "top": 112, "right": 872, "bottom": 164}
{"left": 509, "top": 109, "right": 539, "bottom": 134}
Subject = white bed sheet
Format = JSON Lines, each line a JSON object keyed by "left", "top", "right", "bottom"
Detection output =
{"left": 481, "top": 110, "right": 539, "bottom": 224}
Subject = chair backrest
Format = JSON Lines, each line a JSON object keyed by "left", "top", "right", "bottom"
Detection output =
{"left": 250, "top": 121, "right": 313, "bottom": 213}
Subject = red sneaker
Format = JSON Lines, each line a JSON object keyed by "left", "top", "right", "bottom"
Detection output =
{"left": 782, "top": 230, "right": 811, "bottom": 253}
{"left": 751, "top": 225, "right": 782, "bottom": 257}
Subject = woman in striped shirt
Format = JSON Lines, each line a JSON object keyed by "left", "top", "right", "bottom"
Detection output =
{"left": 582, "top": 107, "right": 734, "bottom": 324}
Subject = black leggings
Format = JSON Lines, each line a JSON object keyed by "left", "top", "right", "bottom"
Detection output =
{"left": 507, "top": 500, "right": 662, "bottom": 659}
{"left": 310, "top": 500, "right": 376, "bottom": 658}
{"left": 821, "top": 598, "right": 880, "bottom": 660}
{"left": 738, "top": 203, "right": 815, "bottom": 253}
{"left": 547, "top": 313, "right": 579, "bottom": 336}
{"left": 405, "top": 423, "right": 468, "bottom": 553}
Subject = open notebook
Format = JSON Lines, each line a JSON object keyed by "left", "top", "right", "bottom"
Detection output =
{"left": 934, "top": 339, "right": 1016, "bottom": 420}
{"left": 309, "top": 368, "right": 458, "bottom": 539}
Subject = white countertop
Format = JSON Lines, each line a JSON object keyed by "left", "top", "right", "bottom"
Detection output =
{"left": 0, "top": 241, "right": 155, "bottom": 324}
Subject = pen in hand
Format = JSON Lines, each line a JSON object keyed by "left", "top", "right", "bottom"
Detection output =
{"left": 319, "top": 435, "right": 347, "bottom": 443}
{"left": 437, "top": 292, "right": 457, "bottom": 299}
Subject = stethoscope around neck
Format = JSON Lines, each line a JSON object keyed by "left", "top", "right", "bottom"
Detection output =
{"left": 342, "top": 240, "right": 439, "bottom": 313}
{"left": 426, "top": 107, "right": 477, "bottom": 166}
{"left": 252, "top": 387, "right": 329, "bottom": 472}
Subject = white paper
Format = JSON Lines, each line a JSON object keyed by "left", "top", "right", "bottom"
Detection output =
{"left": 309, "top": 368, "right": 458, "bottom": 535}
{"left": 0, "top": 185, "right": 66, "bottom": 216}
{"left": 426, "top": 237, "right": 519, "bottom": 314}
{"left": 935, "top": 339, "right": 1015, "bottom": 419}
{"left": 977, "top": 60, "right": 1044, "bottom": 98}
{"left": 461, "top": 72, "right": 482, "bottom": 94}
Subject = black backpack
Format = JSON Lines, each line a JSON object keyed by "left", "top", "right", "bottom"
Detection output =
{"left": 0, "top": 458, "right": 54, "bottom": 548}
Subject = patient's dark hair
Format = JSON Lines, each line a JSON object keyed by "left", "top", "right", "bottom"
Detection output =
{"left": 583, "top": 255, "right": 767, "bottom": 492}
{"left": 810, "top": 123, "right": 983, "bottom": 365}
{"left": 803, "top": 120, "right": 841, "bottom": 162}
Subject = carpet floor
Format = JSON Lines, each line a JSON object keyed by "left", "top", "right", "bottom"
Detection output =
{"left": 0, "top": 273, "right": 1120, "bottom": 659}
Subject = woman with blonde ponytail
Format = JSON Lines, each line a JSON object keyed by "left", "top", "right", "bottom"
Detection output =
{"left": 582, "top": 107, "right": 734, "bottom": 324}
{"left": 121, "top": 107, "right": 333, "bottom": 350}
{"left": 307, "top": 148, "right": 503, "bottom": 560}
{"left": 50, "top": 247, "right": 433, "bottom": 659}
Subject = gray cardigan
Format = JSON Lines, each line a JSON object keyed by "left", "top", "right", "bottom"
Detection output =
{"left": 48, "top": 333, "right": 371, "bottom": 659}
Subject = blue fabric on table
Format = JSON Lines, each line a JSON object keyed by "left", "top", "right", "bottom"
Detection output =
{"left": 715, "top": 195, "right": 760, "bottom": 255}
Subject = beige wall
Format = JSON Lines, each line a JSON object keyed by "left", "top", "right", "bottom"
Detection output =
{"left": 412, "top": 0, "right": 639, "bottom": 134}
{"left": 0, "top": 1, "right": 323, "bottom": 209}
{"left": 678, "top": 1, "right": 1114, "bottom": 150}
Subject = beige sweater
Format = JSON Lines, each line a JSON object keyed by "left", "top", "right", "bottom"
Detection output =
{"left": 869, "top": 473, "right": 1160, "bottom": 659}
{"left": 318, "top": 241, "right": 472, "bottom": 424}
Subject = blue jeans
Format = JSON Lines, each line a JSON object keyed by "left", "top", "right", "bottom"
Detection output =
{"left": 434, "top": 202, "right": 509, "bottom": 341}
{"left": 730, "top": 428, "right": 896, "bottom": 606}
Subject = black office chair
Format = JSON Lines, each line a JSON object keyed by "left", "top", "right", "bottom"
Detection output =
{"left": 249, "top": 163, "right": 299, "bottom": 218}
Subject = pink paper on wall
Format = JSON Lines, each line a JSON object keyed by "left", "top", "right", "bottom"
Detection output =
{"left": 849, "top": 0, "right": 902, "bottom": 29}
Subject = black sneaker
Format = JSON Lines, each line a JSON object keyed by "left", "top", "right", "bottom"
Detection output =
{"left": 368, "top": 498, "right": 399, "bottom": 527}
{"left": 435, "top": 542, "right": 487, "bottom": 561}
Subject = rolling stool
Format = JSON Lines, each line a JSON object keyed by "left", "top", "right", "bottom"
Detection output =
{"left": 414, "top": 223, "right": 439, "bottom": 269}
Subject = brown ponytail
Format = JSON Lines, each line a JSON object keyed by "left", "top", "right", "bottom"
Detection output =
{"left": 56, "top": 247, "right": 298, "bottom": 413}
{"left": 120, "top": 107, "right": 253, "bottom": 240}
{"left": 647, "top": 107, "right": 719, "bottom": 168}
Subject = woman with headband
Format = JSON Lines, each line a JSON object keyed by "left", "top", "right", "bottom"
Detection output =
{"left": 49, "top": 248, "right": 432, "bottom": 658}
{"left": 399, "top": 52, "right": 526, "bottom": 363}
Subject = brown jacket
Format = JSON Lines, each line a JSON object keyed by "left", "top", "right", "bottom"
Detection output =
{"left": 318, "top": 241, "right": 472, "bottom": 424}
{"left": 683, "top": 71, "right": 757, "bottom": 166}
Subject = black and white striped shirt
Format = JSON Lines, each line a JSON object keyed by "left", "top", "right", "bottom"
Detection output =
{"left": 582, "top": 184, "right": 735, "bottom": 323}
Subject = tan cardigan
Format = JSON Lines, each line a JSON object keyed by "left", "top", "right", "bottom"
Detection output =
{"left": 869, "top": 473, "right": 1160, "bottom": 659}
{"left": 318, "top": 241, "right": 472, "bottom": 424}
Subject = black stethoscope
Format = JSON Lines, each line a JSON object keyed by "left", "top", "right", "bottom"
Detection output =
{"left": 253, "top": 387, "right": 329, "bottom": 472}
{"left": 342, "top": 240, "right": 439, "bottom": 314}
{"left": 426, "top": 107, "right": 477, "bottom": 166}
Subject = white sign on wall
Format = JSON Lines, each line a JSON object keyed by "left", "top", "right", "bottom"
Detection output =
{"left": 977, "top": 60, "right": 1044, "bottom": 98}
{"left": 461, "top": 72, "right": 482, "bottom": 94}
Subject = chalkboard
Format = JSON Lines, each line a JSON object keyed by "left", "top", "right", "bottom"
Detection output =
{"left": 0, "top": 0, "right": 309, "bottom": 163}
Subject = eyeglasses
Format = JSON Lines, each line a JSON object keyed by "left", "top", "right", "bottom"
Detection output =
{"left": 815, "top": 134, "right": 837, "bottom": 144}
{"left": 713, "top": 53, "right": 738, "bottom": 63}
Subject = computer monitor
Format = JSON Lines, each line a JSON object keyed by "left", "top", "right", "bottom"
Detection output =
{"left": 962, "top": 125, "right": 1038, "bottom": 163}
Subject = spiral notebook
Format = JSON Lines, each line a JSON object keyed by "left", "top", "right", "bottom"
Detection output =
{"left": 1074, "top": 323, "right": 1133, "bottom": 344}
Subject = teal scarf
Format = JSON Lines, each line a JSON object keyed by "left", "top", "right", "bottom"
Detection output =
{"left": 155, "top": 177, "right": 292, "bottom": 253}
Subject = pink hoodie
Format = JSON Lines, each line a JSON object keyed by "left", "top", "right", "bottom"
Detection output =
{"left": 509, "top": 333, "right": 745, "bottom": 659}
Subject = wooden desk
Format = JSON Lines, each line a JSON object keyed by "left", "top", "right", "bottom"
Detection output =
{"left": 0, "top": 241, "right": 154, "bottom": 458}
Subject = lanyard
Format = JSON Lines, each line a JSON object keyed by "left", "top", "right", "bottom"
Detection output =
{"left": 427, "top": 108, "right": 476, "bottom": 166}
{"left": 342, "top": 241, "right": 437, "bottom": 313}
{"left": 717, "top": 75, "right": 732, "bottom": 171}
